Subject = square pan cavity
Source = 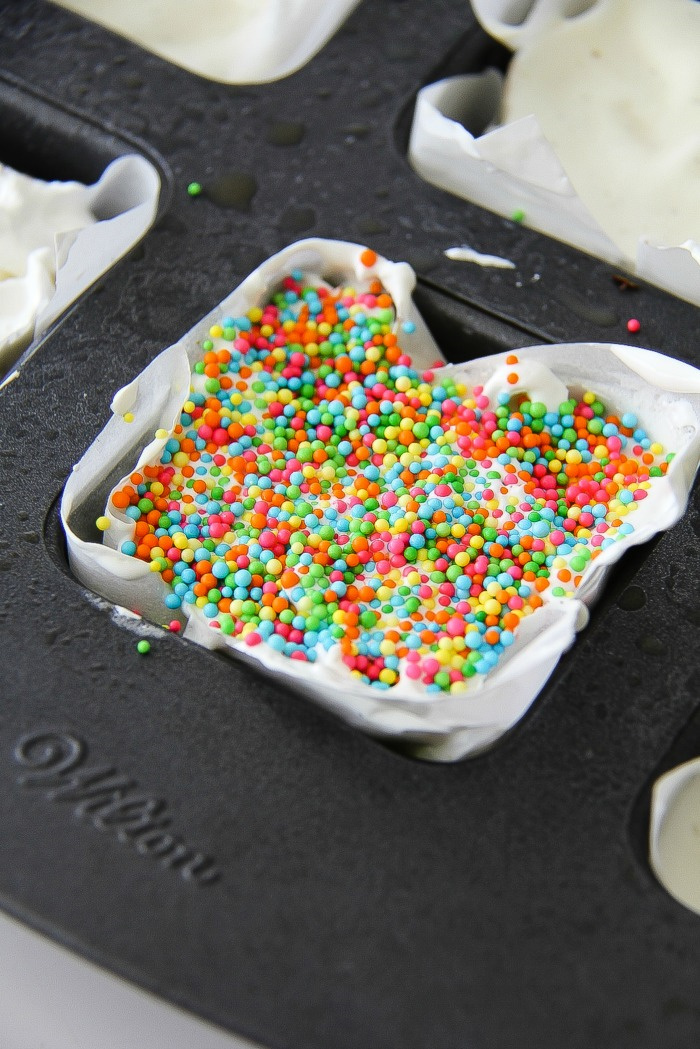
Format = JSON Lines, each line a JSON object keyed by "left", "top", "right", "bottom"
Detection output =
{"left": 0, "top": 2, "right": 699, "bottom": 1047}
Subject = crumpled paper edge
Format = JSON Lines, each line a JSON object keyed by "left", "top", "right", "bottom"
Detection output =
{"left": 62, "top": 238, "right": 700, "bottom": 761}
{"left": 54, "top": 0, "right": 361, "bottom": 85}
{"left": 470, "top": 0, "right": 599, "bottom": 52}
{"left": 649, "top": 757, "right": 700, "bottom": 916}
{"left": 408, "top": 71, "right": 700, "bottom": 307}
{"left": 2, "top": 154, "right": 160, "bottom": 375}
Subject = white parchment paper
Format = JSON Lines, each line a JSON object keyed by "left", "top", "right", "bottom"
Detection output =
{"left": 1, "top": 154, "right": 160, "bottom": 374}
{"left": 53, "top": 0, "right": 361, "bottom": 85}
{"left": 650, "top": 758, "right": 700, "bottom": 917}
{"left": 409, "top": 0, "right": 700, "bottom": 305}
{"left": 62, "top": 239, "right": 700, "bottom": 761}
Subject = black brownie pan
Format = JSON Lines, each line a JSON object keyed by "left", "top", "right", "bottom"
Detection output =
{"left": 1, "top": 2, "right": 700, "bottom": 1047}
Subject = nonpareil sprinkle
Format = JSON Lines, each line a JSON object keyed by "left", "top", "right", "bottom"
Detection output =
{"left": 107, "top": 273, "right": 671, "bottom": 694}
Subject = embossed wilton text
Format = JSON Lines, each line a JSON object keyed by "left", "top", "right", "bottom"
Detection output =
{"left": 13, "top": 730, "right": 220, "bottom": 886}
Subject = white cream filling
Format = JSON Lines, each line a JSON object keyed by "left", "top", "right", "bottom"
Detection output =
{"left": 650, "top": 758, "right": 700, "bottom": 916}
{"left": 493, "top": 0, "right": 700, "bottom": 263}
{"left": 0, "top": 163, "right": 95, "bottom": 368}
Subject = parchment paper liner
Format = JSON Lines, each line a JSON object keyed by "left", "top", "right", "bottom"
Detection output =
{"left": 408, "top": 0, "right": 700, "bottom": 306}
{"left": 1, "top": 154, "right": 160, "bottom": 374}
{"left": 53, "top": 0, "right": 361, "bottom": 85}
{"left": 62, "top": 238, "right": 700, "bottom": 761}
{"left": 650, "top": 758, "right": 700, "bottom": 917}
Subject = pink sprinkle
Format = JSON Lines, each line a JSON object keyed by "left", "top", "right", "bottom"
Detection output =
{"left": 627, "top": 318, "right": 641, "bottom": 333}
{"left": 245, "top": 632, "right": 262, "bottom": 646}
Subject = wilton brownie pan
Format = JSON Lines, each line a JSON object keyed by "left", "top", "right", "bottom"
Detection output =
{"left": 1, "top": 2, "right": 700, "bottom": 1048}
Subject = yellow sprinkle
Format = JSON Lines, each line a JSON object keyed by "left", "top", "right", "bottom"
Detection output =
{"left": 95, "top": 516, "right": 110, "bottom": 531}
{"left": 123, "top": 412, "right": 134, "bottom": 423}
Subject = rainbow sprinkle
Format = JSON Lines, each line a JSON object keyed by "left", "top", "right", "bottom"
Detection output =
{"left": 106, "top": 267, "right": 672, "bottom": 694}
